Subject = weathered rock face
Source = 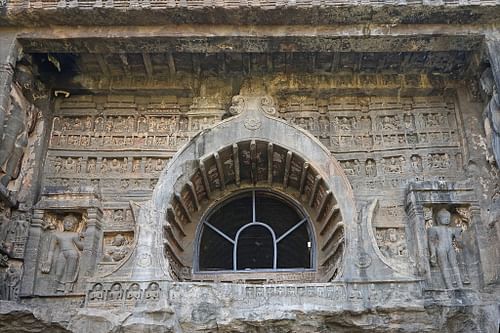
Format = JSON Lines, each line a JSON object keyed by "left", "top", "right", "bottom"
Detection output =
{"left": 0, "top": 2, "right": 500, "bottom": 332}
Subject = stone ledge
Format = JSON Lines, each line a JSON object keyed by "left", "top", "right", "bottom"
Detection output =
{"left": 1, "top": 2, "right": 500, "bottom": 27}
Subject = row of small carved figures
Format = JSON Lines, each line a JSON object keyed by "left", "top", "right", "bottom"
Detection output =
{"left": 45, "top": 177, "right": 158, "bottom": 190}
{"left": 340, "top": 153, "right": 456, "bottom": 176}
{"left": 48, "top": 131, "right": 457, "bottom": 151}
{"left": 52, "top": 156, "right": 170, "bottom": 174}
{"left": 170, "top": 283, "right": 415, "bottom": 304}
{"left": 50, "top": 132, "right": 190, "bottom": 148}
{"left": 51, "top": 112, "right": 452, "bottom": 135}
{"left": 288, "top": 113, "right": 452, "bottom": 133}
{"left": 52, "top": 115, "right": 217, "bottom": 134}
{"left": 88, "top": 282, "right": 160, "bottom": 302}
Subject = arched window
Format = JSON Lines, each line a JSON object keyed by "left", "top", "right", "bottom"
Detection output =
{"left": 197, "top": 190, "right": 314, "bottom": 272}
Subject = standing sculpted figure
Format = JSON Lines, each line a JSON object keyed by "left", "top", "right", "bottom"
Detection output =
{"left": 41, "top": 214, "right": 84, "bottom": 293}
{"left": 481, "top": 68, "right": 500, "bottom": 166}
{"left": 0, "top": 100, "right": 29, "bottom": 187}
{"left": 428, "top": 208, "right": 464, "bottom": 289}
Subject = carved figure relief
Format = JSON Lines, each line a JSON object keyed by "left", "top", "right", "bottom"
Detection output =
{"left": 1, "top": 264, "right": 21, "bottom": 300}
{"left": 40, "top": 214, "right": 85, "bottom": 294}
{"left": 126, "top": 283, "right": 141, "bottom": 301}
{"left": 0, "top": 90, "right": 37, "bottom": 188}
{"left": 108, "top": 283, "right": 123, "bottom": 301}
{"left": 89, "top": 283, "right": 104, "bottom": 301}
{"left": 102, "top": 233, "right": 132, "bottom": 262}
{"left": 0, "top": 211, "right": 29, "bottom": 258}
{"left": 341, "top": 160, "right": 361, "bottom": 176}
{"left": 383, "top": 156, "right": 404, "bottom": 174}
{"left": 376, "top": 228, "right": 408, "bottom": 269}
{"left": 428, "top": 153, "right": 450, "bottom": 170}
{"left": 427, "top": 208, "right": 470, "bottom": 289}
{"left": 410, "top": 155, "right": 423, "bottom": 173}
{"left": 480, "top": 67, "right": 500, "bottom": 167}
{"left": 144, "top": 282, "right": 160, "bottom": 300}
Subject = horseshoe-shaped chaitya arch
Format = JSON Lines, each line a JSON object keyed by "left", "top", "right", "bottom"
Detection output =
{"left": 146, "top": 94, "right": 356, "bottom": 283}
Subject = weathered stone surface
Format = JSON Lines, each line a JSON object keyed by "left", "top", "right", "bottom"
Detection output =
{"left": 0, "top": 1, "right": 499, "bottom": 332}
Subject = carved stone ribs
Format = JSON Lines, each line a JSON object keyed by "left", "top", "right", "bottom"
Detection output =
{"left": 163, "top": 140, "right": 345, "bottom": 283}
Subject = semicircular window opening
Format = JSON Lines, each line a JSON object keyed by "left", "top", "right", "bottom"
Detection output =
{"left": 197, "top": 190, "right": 313, "bottom": 272}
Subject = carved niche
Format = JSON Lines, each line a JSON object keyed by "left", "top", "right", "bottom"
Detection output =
{"left": 21, "top": 190, "right": 103, "bottom": 296}
{"left": 406, "top": 182, "right": 483, "bottom": 290}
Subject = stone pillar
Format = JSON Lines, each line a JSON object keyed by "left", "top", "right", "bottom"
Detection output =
{"left": 19, "top": 209, "right": 43, "bottom": 296}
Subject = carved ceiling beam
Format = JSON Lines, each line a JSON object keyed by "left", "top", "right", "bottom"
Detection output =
{"left": 217, "top": 53, "right": 226, "bottom": 73}
{"left": 267, "top": 143, "right": 273, "bottom": 185}
{"left": 214, "top": 152, "right": 226, "bottom": 191}
{"left": 142, "top": 53, "right": 153, "bottom": 78}
{"left": 316, "top": 190, "right": 332, "bottom": 220}
{"left": 198, "top": 160, "right": 212, "bottom": 200}
{"left": 164, "top": 224, "right": 184, "bottom": 252}
{"left": 233, "top": 143, "right": 240, "bottom": 187}
{"left": 308, "top": 175, "right": 322, "bottom": 207}
{"left": 118, "top": 53, "right": 130, "bottom": 75}
{"left": 167, "top": 52, "right": 176, "bottom": 76}
{"left": 310, "top": 53, "right": 316, "bottom": 73}
{"left": 174, "top": 192, "right": 193, "bottom": 224}
{"left": 250, "top": 140, "right": 257, "bottom": 185}
{"left": 95, "top": 54, "right": 110, "bottom": 76}
{"left": 320, "top": 205, "right": 340, "bottom": 234}
{"left": 330, "top": 53, "right": 339, "bottom": 72}
{"left": 186, "top": 181, "right": 200, "bottom": 211}
{"left": 167, "top": 205, "right": 187, "bottom": 237}
{"left": 283, "top": 151, "right": 293, "bottom": 189}
{"left": 266, "top": 54, "right": 273, "bottom": 72}
{"left": 321, "top": 221, "right": 344, "bottom": 253}
{"left": 320, "top": 233, "right": 344, "bottom": 266}
{"left": 299, "top": 161, "right": 309, "bottom": 195}
{"left": 192, "top": 54, "right": 201, "bottom": 76}
{"left": 164, "top": 242, "right": 183, "bottom": 265}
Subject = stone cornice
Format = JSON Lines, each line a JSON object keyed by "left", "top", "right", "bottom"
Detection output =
{"left": 1, "top": 2, "right": 500, "bottom": 27}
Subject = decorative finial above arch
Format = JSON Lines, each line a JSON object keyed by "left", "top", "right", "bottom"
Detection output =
{"left": 228, "top": 94, "right": 277, "bottom": 117}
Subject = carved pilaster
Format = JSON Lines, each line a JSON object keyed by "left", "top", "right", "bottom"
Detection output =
{"left": 80, "top": 208, "right": 103, "bottom": 281}
{"left": 405, "top": 197, "right": 430, "bottom": 281}
{"left": 466, "top": 205, "right": 485, "bottom": 288}
{"left": 19, "top": 209, "right": 43, "bottom": 296}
